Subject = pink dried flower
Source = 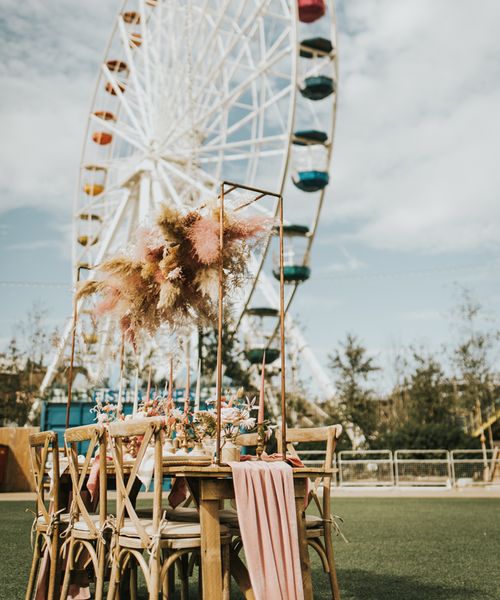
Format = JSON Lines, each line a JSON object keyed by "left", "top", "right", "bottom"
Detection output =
{"left": 187, "top": 217, "right": 220, "bottom": 265}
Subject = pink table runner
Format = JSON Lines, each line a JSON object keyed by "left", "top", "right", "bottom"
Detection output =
{"left": 230, "top": 460, "right": 305, "bottom": 600}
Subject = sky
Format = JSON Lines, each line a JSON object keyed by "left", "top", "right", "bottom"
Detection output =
{"left": 1, "top": 0, "right": 500, "bottom": 391}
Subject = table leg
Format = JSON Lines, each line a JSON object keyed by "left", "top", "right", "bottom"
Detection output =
{"left": 296, "top": 495, "right": 313, "bottom": 600}
{"left": 199, "top": 489, "right": 223, "bottom": 599}
{"left": 230, "top": 548, "right": 256, "bottom": 600}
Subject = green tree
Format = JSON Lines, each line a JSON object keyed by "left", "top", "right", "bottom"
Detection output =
{"left": 376, "top": 350, "right": 475, "bottom": 450}
{"left": 450, "top": 289, "right": 498, "bottom": 422}
{"left": 329, "top": 334, "right": 380, "bottom": 445}
{"left": 0, "top": 338, "right": 33, "bottom": 426}
{"left": 200, "top": 324, "right": 253, "bottom": 390}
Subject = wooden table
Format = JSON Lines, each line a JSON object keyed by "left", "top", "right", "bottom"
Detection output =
{"left": 61, "top": 460, "right": 332, "bottom": 599}
{"left": 163, "top": 465, "right": 334, "bottom": 600}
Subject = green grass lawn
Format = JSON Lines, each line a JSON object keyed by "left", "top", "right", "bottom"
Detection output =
{"left": 1, "top": 498, "right": 499, "bottom": 599}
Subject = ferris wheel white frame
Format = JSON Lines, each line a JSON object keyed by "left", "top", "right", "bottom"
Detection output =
{"left": 41, "top": 0, "right": 339, "bottom": 409}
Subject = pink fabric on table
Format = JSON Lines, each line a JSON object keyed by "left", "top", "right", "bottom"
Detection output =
{"left": 168, "top": 477, "right": 189, "bottom": 509}
{"left": 230, "top": 460, "right": 305, "bottom": 600}
{"left": 34, "top": 547, "right": 90, "bottom": 600}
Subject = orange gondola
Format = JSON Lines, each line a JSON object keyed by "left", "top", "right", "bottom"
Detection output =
{"left": 92, "top": 132, "right": 113, "bottom": 145}
{"left": 105, "top": 81, "right": 126, "bottom": 95}
{"left": 106, "top": 60, "right": 128, "bottom": 73}
{"left": 129, "top": 32, "right": 142, "bottom": 48}
{"left": 93, "top": 110, "right": 116, "bottom": 121}
{"left": 122, "top": 11, "right": 140, "bottom": 24}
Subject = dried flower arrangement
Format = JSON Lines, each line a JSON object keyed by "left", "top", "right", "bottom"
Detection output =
{"left": 76, "top": 203, "right": 271, "bottom": 343}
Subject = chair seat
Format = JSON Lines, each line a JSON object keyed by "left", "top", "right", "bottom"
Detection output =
{"left": 37, "top": 513, "right": 71, "bottom": 526}
{"left": 120, "top": 518, "right": 229, "bottom": 539}
{"left": 166, "top": 507, "right": 239, "bottom": 526}
{"left": 73, "top": 514, "right": 102, "bottom": 531}
{"left": 306, "top": 514, "right": 324, "bottom": 528}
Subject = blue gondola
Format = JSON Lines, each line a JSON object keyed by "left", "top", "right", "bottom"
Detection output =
{"left": 293, "top": 130, "right": 328, "bottom": 146}
{"left": 300, "top": 37, "right": 334, "bottom": 59}
{"left": 293, "top": 171, "right": 329, "bottom": 192}
{"left": 273, "top": 265, "right": 311, "bottom": 283}
{"left": 300, "top": 76, "right": 335, "bottom": 101}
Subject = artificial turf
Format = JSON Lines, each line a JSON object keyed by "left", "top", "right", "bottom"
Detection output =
{"left": 1, "top": 498, "right": 498, "bottom": 599}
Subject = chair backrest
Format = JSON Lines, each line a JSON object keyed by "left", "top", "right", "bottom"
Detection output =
{"left": 107, "top": 417, "right": 164, "bottom": 549}
{"left": 64, "top": 424, "right": 107, "bottom": 535}
{"left": 28, "top": 431, "right": 60, "bottom": 526}
{"left": 277, "top": 425, "right": 342, "bottom": 520}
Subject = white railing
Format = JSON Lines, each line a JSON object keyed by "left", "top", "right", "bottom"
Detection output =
{"left": 394, "top": 450, "right": 451, "bottom": 487}
{"left": 338, "top": 451, "right": 394, "bottom": 487}
{"left": 450, "top": 449, "right": 499, "bottom": 485}
{"left": 303, "top": 448, "right": 500, "bottom": 488}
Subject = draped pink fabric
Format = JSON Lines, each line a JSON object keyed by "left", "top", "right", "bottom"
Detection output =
{"left": 230, "top": 461, "right": 305, "bottom": 600}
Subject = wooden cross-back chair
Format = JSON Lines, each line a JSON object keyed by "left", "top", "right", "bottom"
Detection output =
{"left": 60, "top": 424, "right": 108, "bottom": 600}
{"left": 26, "top": 431, "right": 65, "bottom": 600}
{"left": 107, "top": 416, "right": 231, "bottom": 600}
{"left": 278, "top": 425, "right": 343, "bottom": 600}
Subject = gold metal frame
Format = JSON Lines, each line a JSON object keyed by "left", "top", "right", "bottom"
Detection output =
{"left": 215, "top": 181, "right": 287, "bottom": 464}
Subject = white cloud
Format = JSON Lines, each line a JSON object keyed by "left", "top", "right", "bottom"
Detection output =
{"left": 2, "top": 0, "right": 500, "bottom": 259}
{"left": 0, "top": 0, "right": 117, "bottom": 214}
{"left": 325, "top": 0, "right": 500, "bottom": 253}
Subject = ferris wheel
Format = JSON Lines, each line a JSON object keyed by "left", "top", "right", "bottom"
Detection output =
{"left": 41, "top": 0, "right": 338, "bottom": 406}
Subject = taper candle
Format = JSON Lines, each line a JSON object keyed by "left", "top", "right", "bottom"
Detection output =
{"left": 258, "top": 352, "right": 266, "bottom": 425}
{"left": 194, "top": 359, "right": 201, "bottom": 412}
{"left": 132, "top": 367, "right": 139, "bottom": 415}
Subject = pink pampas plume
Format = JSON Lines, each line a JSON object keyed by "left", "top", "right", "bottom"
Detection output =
{"left": 187, "top": 216, "right": 220, "bottom": 265}
{"left": 94, "top": 286, "right": 120, "bottom": 316}
{"left": 227, "top": 215, "right": 273, "bottom": 241}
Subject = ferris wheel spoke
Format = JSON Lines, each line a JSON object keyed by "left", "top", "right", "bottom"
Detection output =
{"left": 117, "top": 17, "right": 152, "bottom": 138}
{"left": 90, "top": 114, "right": 147, "bottom": 153}
{"left": 200, "top": 134, "right": 287, "bottom": 153}
{"left": 101, "top": 65, "right": 149, "bottom": 143}
{"left": 159, "top": 158, "right": 215, "bottom": 197}
{"left": 204, "top": 82, "right": 292, "bottom": 146}
{"left": 198, "top": 149, "right": 286, "bottom": 164}
{"left": 162, "top": 2, "right": 271, "bottom": 146}
{"left": 156, "top": 162, "right": 186, "bottom": 208}
{"left": 190, "top": 0, "right": 239, "bottom": 75}
{"left": 166, "top": 46, "right": 291, "bottom": 150}
{"left": 138, "top": 0, "right": 153, "bottom": 104}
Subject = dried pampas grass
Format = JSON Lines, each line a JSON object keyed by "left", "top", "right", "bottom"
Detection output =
{"left": 78, "top": 202, "right": 271, "bottom": 341}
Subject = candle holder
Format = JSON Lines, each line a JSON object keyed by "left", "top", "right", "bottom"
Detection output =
{"left": 256, "top": 424, "right": 266, "bottom": 460}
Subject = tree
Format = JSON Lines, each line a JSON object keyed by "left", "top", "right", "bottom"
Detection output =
{"left": 0, "top": 338, "right": 33, "bottom": 426}
{"left": 450, "top": 289, "right": 498, "bottom": 421}
{"left": 329, "top": 334, "right": 380, "bottom": 445}
{"left": 375, "top": 349, "right": 476, "bottom": 450}
{"left": 200, "top": 324, "right": 253, "bottom": 390}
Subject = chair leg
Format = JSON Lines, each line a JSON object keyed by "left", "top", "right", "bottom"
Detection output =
{"left": 149, "top": 552, "right": 161, "bottom": 600}
{"left": 47, "top": 525, "right": 60, "bottom": 600}
{"left": 324, "top": 528, "right": 341, "bottom": 600}
{"left": 106, "top": 546, "right": 119, "bottom": 600}
{"left": 222, "top": 543, "right": 231, "bottom": 600}
{"left": 94, "top": 540, "right": 107, "bottom": 600}
{"left": 179, "top": 554, "right": 190, "bottom": 600}
{"left": 60, "top": 537, "right": 75, "bottom": 600}
{"left": 25, "top": 531, "right": 42, "bottom": 600}
{"left": 197, "top": 558, "right": 202, "bottom": 600}
{"left": 129, "top": 561, "right": 138, "bottom": 600}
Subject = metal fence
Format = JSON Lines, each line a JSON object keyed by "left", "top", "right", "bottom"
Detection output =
{"left": 450, "top": 450, "right": 500, "bottom": 485}
{"left": 394, "top": 450, "right": 451, "bottom": 487}
{"left": 338, "top": 451, "right": 394, "bottom": 486}
{"left": 301, "top": 448, "right": 500, "bottom": 488}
